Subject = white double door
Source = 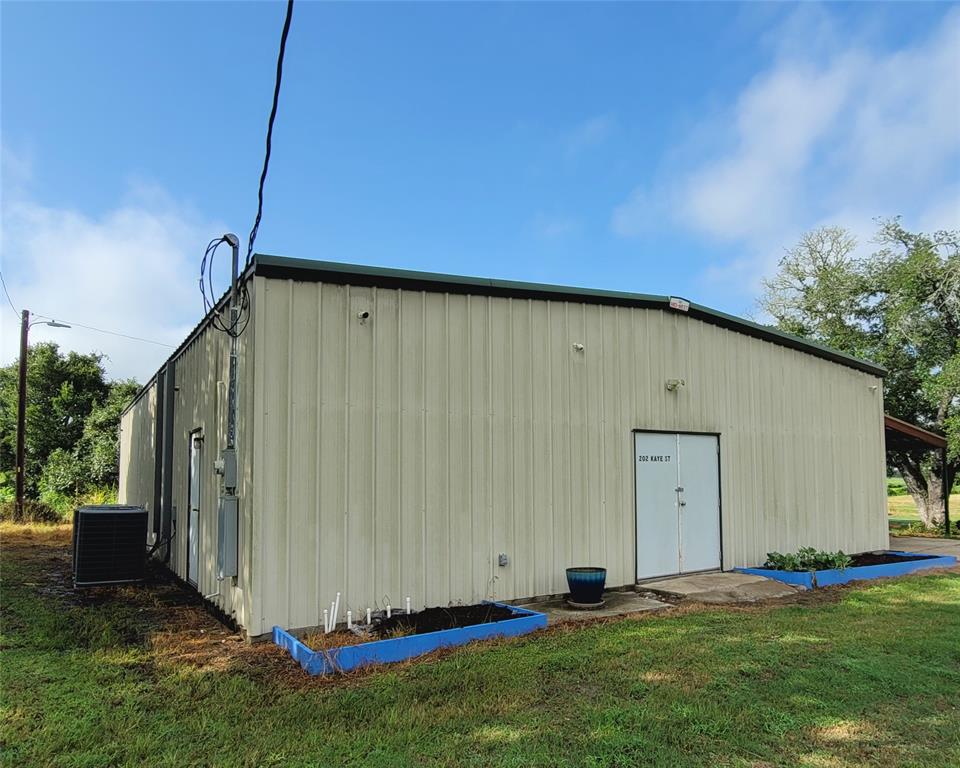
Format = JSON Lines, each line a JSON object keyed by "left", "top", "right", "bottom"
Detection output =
{"left": 635, "top": 432, "right": 721, "bottom": 580}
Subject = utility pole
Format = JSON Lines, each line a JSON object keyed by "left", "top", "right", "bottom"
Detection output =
{"left": 15, "top": 309, "right": 29, "bottom": 520}
{"left": 13, "top": 311, "right": 70, "bottom": 520}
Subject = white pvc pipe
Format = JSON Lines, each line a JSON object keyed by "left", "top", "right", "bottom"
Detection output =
{"left": 386, "top": 604, "right": 392, "bottom": 619}
{"left": 333, "top": 592, "right": 341, "bottom": 628}
{"left": 329, "top": 601, "right": 336, "bottom": 633}
{"left": 323, "top": 609, "right": 329, "bottom": 633}
{"left": 405, "top": 596, "right": 411, "bottom": 614}
{"left": 366, "top": 608, "right": 372, "bottom": 624}
{"left": 347, "top": 610, "right": 353, "bottom": 630}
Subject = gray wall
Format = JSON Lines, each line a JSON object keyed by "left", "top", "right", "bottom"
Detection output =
{"left": 247, "top": 276, "right": 887, "bottom": 637}
{"left": 120, "top": 296, "right": 256, "bottom": 629}
{"left": 119, "top": 384, "right": 156, "bottom": 527}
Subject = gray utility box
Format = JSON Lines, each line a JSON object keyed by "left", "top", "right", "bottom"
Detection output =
{"left": 217, "top": 495, "right": 238, "bottom": 580}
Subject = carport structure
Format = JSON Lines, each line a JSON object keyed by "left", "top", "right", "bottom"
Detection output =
{"left": 884, "top": 415, "right": 952, "bottom": 536}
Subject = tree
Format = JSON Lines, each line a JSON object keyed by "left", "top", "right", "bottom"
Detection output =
{"left": 75, "top": 379, "right": 140, "bottom": 487}
{"left": 759, "top": 219, "right": 960, "bottom": 528}
{"left": 0, "top": 343, "right": 110, "bottom": 497}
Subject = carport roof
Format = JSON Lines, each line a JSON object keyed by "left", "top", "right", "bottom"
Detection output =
{"left": 884, "top": 415, "right": 948, "bottom": 451}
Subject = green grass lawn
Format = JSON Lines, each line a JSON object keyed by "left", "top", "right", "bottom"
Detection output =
{"left": 3, "top": 525, "right": 960, "bottom": 768}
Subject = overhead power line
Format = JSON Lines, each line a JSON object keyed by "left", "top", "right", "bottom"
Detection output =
{"left": 0, "top": 271, "right": 20, "bottom": 317}
{"left": 31, "top": 314, "right": 174, "bottom": 347}
{"left": 1, "top": 272, "right": 172, "bottom": 347}
{"left": 245, "top": 0, "right": 295, "bottom": 268}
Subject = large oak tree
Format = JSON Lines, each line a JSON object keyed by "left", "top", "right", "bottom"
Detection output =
{"left": 759, "top": 219, "right": 959, "bottom": 528}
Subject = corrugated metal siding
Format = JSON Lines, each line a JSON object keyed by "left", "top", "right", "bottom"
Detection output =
{"left": 118, "top": 295, "right": 256, "bottom": 629}
{"left": 250, "top": 277, "right": 887, "bottom": 636}
{"left": 118, "top": 382, "right": 157, "bottom": 527}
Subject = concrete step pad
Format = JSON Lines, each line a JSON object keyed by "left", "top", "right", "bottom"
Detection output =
{"left": 523, "top": 590, "right": 672, "bottom": 623}
{"left": 640, "top": 572, "right": 802, "bottom": 603}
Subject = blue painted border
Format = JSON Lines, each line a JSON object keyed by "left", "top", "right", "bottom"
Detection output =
{"left": 273, "top": 602, "right": 548, "bottom": 676}
{"left": 736, "top": 551, "right": 956, "bottom": 589}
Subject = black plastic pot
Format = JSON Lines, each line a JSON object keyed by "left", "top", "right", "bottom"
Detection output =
{"left": 566, "top": 567, "right": 607, "bottom": 604}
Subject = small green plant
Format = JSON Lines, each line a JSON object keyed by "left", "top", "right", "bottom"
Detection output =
{"left": 764, "top": 547, "right": 852, "bottom": 572}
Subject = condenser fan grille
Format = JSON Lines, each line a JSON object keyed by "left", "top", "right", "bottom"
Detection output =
{"left": 73, "top": 505, "right": 148, "bottom": 587}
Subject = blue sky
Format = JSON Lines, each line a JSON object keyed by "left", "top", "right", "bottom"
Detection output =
{"left": 2, "top": 2, "right": 958, "bottom": 379}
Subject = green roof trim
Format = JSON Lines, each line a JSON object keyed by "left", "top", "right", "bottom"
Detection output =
{"left": 253, "top": 254, "right": 886, "bottom": 377}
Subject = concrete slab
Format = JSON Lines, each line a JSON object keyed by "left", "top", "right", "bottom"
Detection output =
{"left": 642, "top": 572, "right": 801, "bottom": 603}
{"left": 889, "top": 535, "right": 960, "bottom": 559}
{"left": 521, "top": 590, "right": 671, "bottom": 623}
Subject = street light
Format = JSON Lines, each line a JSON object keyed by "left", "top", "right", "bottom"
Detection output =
{"left": 14, "top": 310, "right": 71, "bottom": 519}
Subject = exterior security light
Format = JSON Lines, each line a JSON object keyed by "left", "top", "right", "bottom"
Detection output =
{"left": 665, "top": 378, "right": 685, "bottom": 392}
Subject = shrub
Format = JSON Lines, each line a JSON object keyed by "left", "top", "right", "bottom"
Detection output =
{"left": 38, "top": 448, "right": 84, "bottom": 497}
{"left": 0, "top": 485, "right": 117, "bottom": 523}
{"left": 764, "top": 547, "right": 853, "bottom": 572}
{"left": 886, "top": 477, "right": 909, "bottom": 497}
{"left": 0, "top": 499, "right": 63, "bottom": 524}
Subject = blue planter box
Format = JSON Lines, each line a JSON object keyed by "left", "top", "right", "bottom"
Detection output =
{"left": 736, "top": 551, "right": 956, "bottom": 589}
{"left": 273, "top": 602, "right": 548, "bottom": 676}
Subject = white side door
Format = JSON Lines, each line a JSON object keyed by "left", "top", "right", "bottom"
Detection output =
{"left": 188, "top": 432, "right": 201, "bottom": 586}
{"left": 677, "top": 434, "right": 721, "bottom": 573}
{"left": 635, "top": 432, "right": 681, "bottom": 579}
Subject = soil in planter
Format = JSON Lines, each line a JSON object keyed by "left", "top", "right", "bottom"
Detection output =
{"left": 302, "top": 629, "right": 372, "bottom": 652}
{"left": 374, "top": 604, "right": 517, "bottom": 638}
{"left": 849, "top": 552, "right": 936, "bottom": 567}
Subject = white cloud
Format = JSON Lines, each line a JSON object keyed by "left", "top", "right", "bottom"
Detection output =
{"left": 612, "top": 7, "right": 960, "bottom": 298}
{"left": 530, "top": 212, "right": 579, "bottom": 240}
{"left": 1, "top": 161, "right": 227, "bottom": 382}
{"left": 563, "top": 114, "right": 617, "bottom": 157}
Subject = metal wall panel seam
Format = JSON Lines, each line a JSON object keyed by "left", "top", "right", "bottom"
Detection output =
{"left": 467, "top": 295, "right": 476, "bottom": 600}
{"left": 420, "top": 291, "right": 427, "bottom": 608}
{"left": 370, "top": 287, "right": 378, "bottom": 610}
{"left": 546, "top": 301, "right": 555, "bottom": 593}
{"left": 251, "top": 277, "right": 266, "bottom": 634}
{"left": 285, "top": 281, "right": 294, "bottom": 629}
{"left": 396, "top": 289, "right": 404, "bottom": 604}
{"left": 342, "top": 285, "right": 350, "bottom": 609}
{"left": 445, "top": 292, "right": 453, "bottom": 604}
{"left": 564, "top": 303, "right": 574, "bottom": 578}
{"left": 486, "top": 296, "right": 494, "bottom": 599}
{"left": 314, "top": 282, "right": 323, "bottom": 626}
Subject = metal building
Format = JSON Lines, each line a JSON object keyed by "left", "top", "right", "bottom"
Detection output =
{"left": 119, "top": 255, "right": 888, "bottom": 638}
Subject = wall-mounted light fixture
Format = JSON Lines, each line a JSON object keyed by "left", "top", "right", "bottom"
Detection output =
{"left": 665, "top": 378, "right": 685, "bottom": 392}
{"left": 572, "top": 343, "right": 584, "bottom": 352}
{"left": 357, "top": 310, "right": 370, "bottom": 324}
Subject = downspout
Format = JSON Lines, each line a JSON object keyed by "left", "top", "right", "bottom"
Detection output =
{"left": 160, "top": 359, "right": 176, "bottom": 563}
{"left": 151, "top": 369, "right": 165, "bottom": 544}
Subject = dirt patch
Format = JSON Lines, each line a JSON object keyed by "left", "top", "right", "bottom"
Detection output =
{"left": 374, "top": 604, "right": 517, "bottom": 637}
{"left": 849, "top": 552, "right": 936, "bottom": 567}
